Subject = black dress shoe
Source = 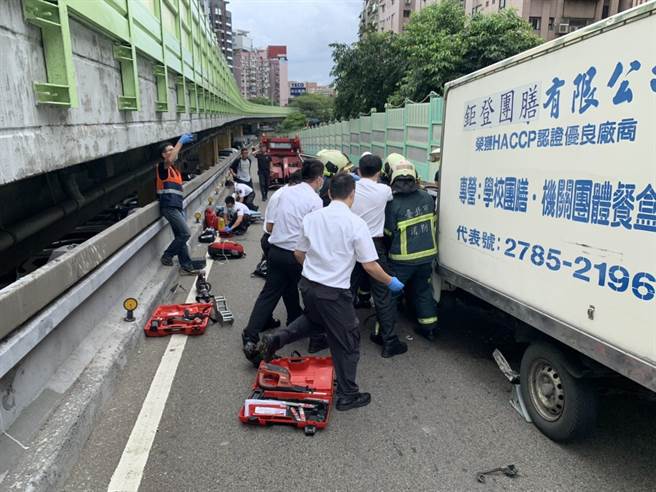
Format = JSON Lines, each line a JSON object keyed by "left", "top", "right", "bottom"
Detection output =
{"left": 257, "top": 334, "right": 281, "bottom": 362}
{"left": 369, "top": 333, "right": 384, "bottom": 346}
{"left": 336, "top": 392, "right": 371, "bottom": 411}
{"left": 381, "top": 340, "right": 408, "bottom": 358}
{"left": 308, "top": 336, "right": 329, "bottom": 354}
{"left": 243, "top": 341, "right": 259, "bottom": 362}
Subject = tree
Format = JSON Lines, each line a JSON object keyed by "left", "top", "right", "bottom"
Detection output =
{"left": 278, "top": 112, "right": 307, "bottom": 132}
{"left": 396, "top": 1, "right": 542, "bottom": 101}
{"left": 248, "top": 96, "right": 273, "bottom": 105}
{"left": 330, "top": 32, "right": 407, "bottom": 119}
{"left": 289, "top": 93, "right": 335, "bottom": 123}
{"left": 395, "top": 0, "right": 467, "bottom": 102}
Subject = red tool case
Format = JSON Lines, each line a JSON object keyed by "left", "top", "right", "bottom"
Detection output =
{"left": 144, "top": 303, "right": 213, "bottom": 337}
{"left": 239, "top": 356, "right": 334, "bottom": 436}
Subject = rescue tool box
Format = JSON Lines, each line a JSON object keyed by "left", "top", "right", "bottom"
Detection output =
{"left": 144, "top": 303, "right": 213, "bottom": 337}
{"left": 239, "top": 356, "right": 334, "bottom": 436}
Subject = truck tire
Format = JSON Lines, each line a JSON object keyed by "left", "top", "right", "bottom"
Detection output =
{"left": 520, "top": 342, "right": 598, "bottom": 442}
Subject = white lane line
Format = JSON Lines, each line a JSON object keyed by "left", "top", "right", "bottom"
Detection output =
{"left": 108, "top": 260, "right": 214, "bottom": 492}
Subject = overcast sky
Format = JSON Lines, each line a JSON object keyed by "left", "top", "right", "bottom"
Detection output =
{"left": 229, "top": 0, "right": 361, "bottom": 85}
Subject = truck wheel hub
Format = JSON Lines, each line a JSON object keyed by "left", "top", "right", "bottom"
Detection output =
{"left": 529, "top": 360, "right": 564, "bottom": 421}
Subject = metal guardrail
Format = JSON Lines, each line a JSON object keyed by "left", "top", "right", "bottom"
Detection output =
{"left": 0, "top": 152, "right": 235, "bottom": 376}
{"left": 297, "top": 95, "right": 444, "bottom": 181}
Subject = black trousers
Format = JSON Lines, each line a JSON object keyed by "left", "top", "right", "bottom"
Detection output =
{"left": 243, "top": 245, "right": 303, "bottom": 343}
{"left": 276, "top": 277, "right": 360, "bottom": 398}
{"left": 260, "top": 232, "right": 271, "bottom": 257}
{"left": 228, "top": 214, "right": 251, "bottom": 234}
{"left": 350, "top": 238, "right": 398, "bottom": 345}
{"left": 258, "top": 172, "right": 269, "bottom": 200}
{"left": 243, "top": 192, "right": 256, "bottom": 209}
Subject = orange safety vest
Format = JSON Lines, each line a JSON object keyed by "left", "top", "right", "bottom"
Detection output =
{"left": 156, "top": 165, "right": 184, "bottom": 208}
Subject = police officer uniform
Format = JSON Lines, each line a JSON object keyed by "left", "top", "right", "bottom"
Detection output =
{"left": 384, "top": 162, "right": 439, "bottom": 340}
{"left": 255, "top": 151, "right": 272, "bottom": 200}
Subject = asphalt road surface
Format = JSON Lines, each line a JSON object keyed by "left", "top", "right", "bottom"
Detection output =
{"left": 66, "top": 190, "right": 656, "bottom": 492}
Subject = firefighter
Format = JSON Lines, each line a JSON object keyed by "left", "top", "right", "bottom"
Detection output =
{"left": 384, "top": 159, "right": 439, "bottom": 341}
{"left": 257, "top": 173, "right": 405, "bottom": 411}
{"left": 157, "top": 134, "right": 203, "bottom": 275}
{"left": 316, "top": 149, "right": 352, "bottom": 207}
{"left": 380, "top": 152, "right": 407, "bottom": 185}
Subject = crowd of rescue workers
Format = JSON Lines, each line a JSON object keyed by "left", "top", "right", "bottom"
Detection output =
{"left": 156, "top": 133, "right": 438, "bottom": 411}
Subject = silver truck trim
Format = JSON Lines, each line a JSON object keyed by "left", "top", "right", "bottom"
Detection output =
{"left": 439, "top": 266, "right": 656, "bottom": 393}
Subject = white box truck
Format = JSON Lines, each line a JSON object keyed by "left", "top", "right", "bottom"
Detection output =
{"left": 437, "top": 3, "right": 655, "bottom": 441}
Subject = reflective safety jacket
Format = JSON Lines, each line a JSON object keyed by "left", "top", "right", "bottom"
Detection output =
{"left": 384, "top": 189, "right": 437, "bottom": 264}
{"left": 156, "top": 165, "right": 184, "bottom": 209}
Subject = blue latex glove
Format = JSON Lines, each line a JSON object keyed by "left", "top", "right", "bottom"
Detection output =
{"left": 224, "top": 226, "right": 232, "bottom": 233}
{"left": 387, "top": 276, "right": 404, "bottom": 293}
{"left": 179, "top": 133, "right": 194, "bottom": 145}
{"left": 351, "top": 173, "right": 361, "bottom": 182}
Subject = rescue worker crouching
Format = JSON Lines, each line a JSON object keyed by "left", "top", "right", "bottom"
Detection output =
{"left": 157, "top": 133, "right": 203, "bottom": 275}
{"left": 384, "top": 159, "right": 439, "bottom": 341}
{"left": 231, "top": 181, "right": 257, "bottom": 210}
{"left": 223, "top": 196, "right": 252, "bottom": 235}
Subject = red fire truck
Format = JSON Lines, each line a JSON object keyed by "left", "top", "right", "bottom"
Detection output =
{"left": 260, "top": 135, "right": 303, "bottom": 188}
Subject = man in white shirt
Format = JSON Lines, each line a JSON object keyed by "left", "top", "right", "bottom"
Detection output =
{"left": 350, "top": 154, "right": 407, "bottom": 358}
{"left": 233, "top": 182, "right": 256, "bottom": 209}
{"left": 223, "top": 196, "right": 251, "bottom": 235}
{"left": 259, "top": 170, "right": 302, "bottom": 260}
{"left": 257, "top": 174, "right": 404, "bottom": 411}
{"left": 242, "top": 160, "right": 325, "bottom": 364}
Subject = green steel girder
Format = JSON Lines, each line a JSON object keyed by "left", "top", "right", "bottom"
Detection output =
{"left": 23, "top": 0, "right": 78, "bottom": 107}
{"left": 113, "top": 43, "right": 139, "bottom": 111}
{"left": 154, "top": 64, "right": 168, "bottom": 112}
{"left": 22, "top": 0, "right": 291, "bottom": 117}
{"left": 175, "top": 74, "right": 186, "bottom": 113}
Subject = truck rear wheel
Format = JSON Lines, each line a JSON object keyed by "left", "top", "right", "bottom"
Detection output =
{"left": 520, "top": 342, "right": 598, "bottom": 442}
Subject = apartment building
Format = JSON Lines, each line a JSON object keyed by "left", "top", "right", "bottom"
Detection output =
{"left": 463, "top": 0, "right": 636, "bottom": 40}
{"left": 360, "top": 0, "right": 639, "bottom": 39}
{"left": 232, "top": 33, "right": 288, "bottom": 105}
{"left": 204, "top": 0, "right": 233, "bottom": 69}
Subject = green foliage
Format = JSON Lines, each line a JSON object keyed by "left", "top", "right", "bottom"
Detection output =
{"left": 248, "top": 96, "right": 273, "bottom": 105}
{"left": 289, "top": 93, "right": 335, "bottom": 123}
{"left": 278, "top": 111, "right": 307, "bottom": 132}
{"left": 330, "top": 32, "right": 408, "bottom": 119}
{"left": 330, "top": 1, "right": 543, "bottom": 109}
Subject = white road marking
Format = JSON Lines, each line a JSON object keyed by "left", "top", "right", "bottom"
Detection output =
{"left": 108, "top": 260, "right": 214, "bottom": 492}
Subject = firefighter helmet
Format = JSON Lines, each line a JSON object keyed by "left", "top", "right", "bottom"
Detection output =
{"left": 317, "top": 149, "right": 352, "bottom": 176}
